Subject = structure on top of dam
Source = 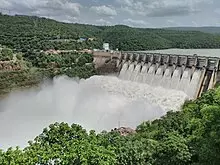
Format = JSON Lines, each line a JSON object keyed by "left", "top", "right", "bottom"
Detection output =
{"left": 93, "top": 51, "right": 220, "bottom": 99}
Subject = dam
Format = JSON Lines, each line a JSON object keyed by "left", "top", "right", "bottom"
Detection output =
{"left": 93, "top": 51, "right": 220, "bottom": 99}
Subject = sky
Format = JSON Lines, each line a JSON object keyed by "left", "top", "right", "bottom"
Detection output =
{"left": 1, "top": 0, "right": 220, "bottom": 28}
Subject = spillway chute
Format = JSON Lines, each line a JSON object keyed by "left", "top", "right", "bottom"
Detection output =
{"left": 177, "top": 68, "right": 192, "bottom": 92}
{"left": 170, "top": 67, "right": 182, "bottom": 90}
{"left": 145, "top": 65, "right": 156, "bottom": 84}
{"left": 151, "top": 66, "right": 165, "bottom": 86}
{"left": 94, "top": 51, "right": 220, "bottom": 99}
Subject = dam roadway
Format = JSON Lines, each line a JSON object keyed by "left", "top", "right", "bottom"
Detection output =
{"left": 93, "top": 51, "right": 220, "bottom": 99}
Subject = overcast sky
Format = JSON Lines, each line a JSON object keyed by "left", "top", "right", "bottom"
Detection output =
{"left": 1, "top": 0, "right": 220, "bottom": 28}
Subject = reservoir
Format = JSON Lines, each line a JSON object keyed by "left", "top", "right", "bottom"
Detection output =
{"left": 141, "top": 49, "right": 220, "bottom": 57}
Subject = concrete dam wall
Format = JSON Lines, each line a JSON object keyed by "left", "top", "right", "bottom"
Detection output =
{"left": 93, "top": 51, "right": 220, "bottom": 99}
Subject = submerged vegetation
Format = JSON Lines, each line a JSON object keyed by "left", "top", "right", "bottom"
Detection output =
{"left": 1, "top": 88, "right": 220, "bottom": 164}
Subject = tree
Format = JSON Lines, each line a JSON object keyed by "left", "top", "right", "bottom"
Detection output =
{"left": 192, "top": 105, "right": 220, "bottom": 165}
{"left": 23, "top": 123, "right": 116, "bottom": 165}
{"left": 1, "top": 48, "right": 13, "bottom": 61}
{"left": 153, "top": 132, "right": 191, "bottom": 165}
{"left": 16, "top": 52, "right": 23, "bottom": 60}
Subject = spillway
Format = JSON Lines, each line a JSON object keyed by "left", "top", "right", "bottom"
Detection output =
{"left": 119, "top": 65, "right": 200, "bottom": 98}
{"left": 116, "top": 52, "right": 220, "bottom": 99}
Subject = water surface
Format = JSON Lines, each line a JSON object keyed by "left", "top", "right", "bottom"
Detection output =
{"left": 141, "top": 49, "right": 220, "bottom": 57}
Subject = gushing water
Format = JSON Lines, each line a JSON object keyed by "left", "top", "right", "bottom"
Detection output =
{"left": 0, "top": 75, "right": 187, "bottom": 149}
{"left": 119, "top": 62, "right": 204, "bottom": 98}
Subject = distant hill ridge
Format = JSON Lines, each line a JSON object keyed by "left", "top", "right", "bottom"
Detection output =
{"left": 1, "top": 13, "right": 220, "bottom": 52}
{"left": 165, "top": 27, "right": 220, "bottom": 34}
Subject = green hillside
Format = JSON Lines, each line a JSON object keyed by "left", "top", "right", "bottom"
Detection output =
{"left": 1, "top": 13, "right": 220, "bottom": 58}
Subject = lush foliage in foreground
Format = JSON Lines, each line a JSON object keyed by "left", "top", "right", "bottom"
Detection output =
{"left": 1, "top": 88, "right": 220, "bottom": 164}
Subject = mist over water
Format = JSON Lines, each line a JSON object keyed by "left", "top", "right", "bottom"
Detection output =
{"left": 0, "top": 76, "right": 187, "bottom": 149}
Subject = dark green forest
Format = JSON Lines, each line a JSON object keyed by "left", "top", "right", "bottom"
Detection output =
{"left": 1, "top": 88, "right": 220, "bottom": 164}
{"left": 1, "top": 13, "right": 220, "bottom": 56}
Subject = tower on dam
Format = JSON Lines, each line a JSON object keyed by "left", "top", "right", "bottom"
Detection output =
{"left": 93, "top": 51, "right": 220, "bottom": 99}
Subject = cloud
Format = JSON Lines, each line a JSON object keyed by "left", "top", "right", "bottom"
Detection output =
{"left": 115, "top": 0, "right": 133, "bottom": 6}
{"left": 123, "top": 18, "right": 149, "bottom": 27}
{"left": 192, "top": 21, "right": 199, "bottom": 27}
{"left": 90, "top": 5, "right": 117, "bottom": 17}
{"left": 214, "top": 8, "right": 220, "bottom": 15}
{"left": 1, "top": 0, "right": 81, "bottom": 21}
{"left": 167, "top": 19, "right": 175, "bottom": 24}
{"left": 0, "top": 0, "right": 219, "bottom": 27}
{"left": 117, "top": 0, "right": 212, "bottom": 17}
{"left": 147, "top": 5, "right": 198, "bottom": 17}
{"left": 96, "top": 18, "right": 112, "bottom": 25}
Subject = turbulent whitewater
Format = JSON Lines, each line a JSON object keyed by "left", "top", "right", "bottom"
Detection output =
{"left": 119, "top": 62, "right": 203, "bottom": 99}
{"left": 0, "top": 75, "right": 187, "bottom": 149}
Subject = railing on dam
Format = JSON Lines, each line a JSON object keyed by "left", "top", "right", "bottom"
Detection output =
{"left": 92, "top": 51, "right": 220, "bottom": 99}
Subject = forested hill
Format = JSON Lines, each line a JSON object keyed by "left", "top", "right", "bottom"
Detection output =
{"left": 165, "top": 27, "right": 220, "bottom": 34}
{"left": 1, "top": 13, "right": 220, "bottom": 53}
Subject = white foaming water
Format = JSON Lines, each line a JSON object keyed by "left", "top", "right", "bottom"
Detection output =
{"left": 118, "top": 62, "right": 128, "bottom": 79}
{"left": 170, "top": 67, "right": 181, "bottom": 90}
{"left": 151, "top": 66, "right": 164, "bottom": 87}
{"left": 0, "top": 75, "right": 187, "bottom": 149}
{"left": 160, "top": 67, "right": 172, "bottom": 89}
{"left": 138, "top": 64, "right": 149, "bottom": 83}
{"left": 119, "top": 62, "right": 204, "bottom": 99}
